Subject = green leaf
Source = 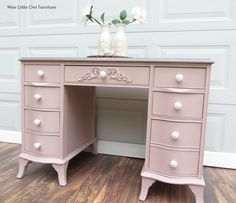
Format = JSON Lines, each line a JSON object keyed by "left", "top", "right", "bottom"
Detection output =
{"left": 120, "top": 10, "right": 127, "bottom": 21}
{"left": 89, "top": 5, "right": 93, "bottom": 15}
{"left": 122, "top": 20, "right": 129, "bottom": 25}
{"left": 101, "top": 12, "right": 105, "bottom": 24}
{"left": 112, "top": 19, "right": 121, "bottom": 25}
{"left": 86, "top": 15, "right": 94, "bottom": 22}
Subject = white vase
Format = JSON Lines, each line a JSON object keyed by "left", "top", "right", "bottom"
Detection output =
{"left": 97, "top": 24, "right": 112, "bottom": 56}
{"left": 113, "top": 24, "right": 127, "bottom": 57}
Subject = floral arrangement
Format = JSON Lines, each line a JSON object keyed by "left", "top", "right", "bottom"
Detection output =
{"left": 82, "top": 5, "right": 146, "bottom": 26}
{"left": 81, "top": 5, "right": 146, "bottom": 57}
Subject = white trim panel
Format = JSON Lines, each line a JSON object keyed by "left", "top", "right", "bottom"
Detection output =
{"left": 0, "top": 130, "right": 21, "bottom": 144}
{"left": 97, "top": 140, "right": 145, "bottom": 159}
{"left": 203, "top": 151, "right": 236, "bottom": 169}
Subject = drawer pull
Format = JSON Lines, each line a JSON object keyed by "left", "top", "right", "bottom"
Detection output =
{"left": 175, "top": 73, "right": 184, "bottom": 82}
{"left": 37, "top": 70, "right": 44, "bottom": 77}
{"left": 170, "top": 160, "right": 178, "bottom": 169}
{"left": 34, "top": 94, "right": 42, "bottom": 101}
{"left": 99, "top": 70, "right": 107, "bottom": 79}
{"left": 171, "top": 131, "right": 180, "bottom": 140}
{"left": 33, "top": 142, "right": 41, "bottom": 149}
{"left": 33, "top": 119, "right": 41, "bottom": 126}
{"left": 174, "top": 102, "right": 182, "bottom": 110}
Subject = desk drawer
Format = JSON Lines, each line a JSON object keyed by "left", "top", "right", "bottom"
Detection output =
{"left": 152, "top": 92, "right": 204, "bottom": 119}
{"left": 149, "top": 146, "right": 199, "bottom": 176}
{"left": 65, "top": 66, "right": 150, "bottom": 86}
{"left": 151, "top": 119, "right": 201, "bottom": 148}
{"left": 154, "top": 67, "right": 206, "bottom": 89}
{"left": 24, "top": 86, "right": 60, "bottom": 109}
{"left": 24, "top": 65, "right": 61, "bottom": 83}
{"left": 24, "top": 110, "right": 60, "bottom": 134}
{"left": 24, "top": 132, "right": 59, "bottom": 156}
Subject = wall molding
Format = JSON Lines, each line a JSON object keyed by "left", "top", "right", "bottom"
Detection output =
{"left": 1, "top": 131, "right": 235, "bottom": 169}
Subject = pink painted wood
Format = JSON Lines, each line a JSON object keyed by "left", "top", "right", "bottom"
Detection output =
{"left": 52, "top": 162, "right": 69, "bottom": 186}
{"left": 16, "top": 158, "right": 31, "bottom": 179}
{"left": 149, "top": 146, "right": 199, "bottom": 176}
{"left": 152, "top": 92, "right": 204, "bottom": 119}
{"left": 24, "top": 86, "right": 60, "bottom": 109}
{"left": 62, "top": 86, "right": 96, "bottom": 158}
{"left": 64, "top": 65, "right": 150, "bottom": 86}
{"left": 24, "top": 65, "right": 61, "bottom": 83}
{"left": 189, "top": 185, "right": 204, "bottom": 203}
{"left": 141, "top": 62, "right": 211, "bottom": 203}
{"left": 24, "top": 109, "right": 60, "bottom": 134}
{"left": 150, "top": 119, "right": 201, "bottom": 148}
{"left": 154, "top": 67, "right": 206, "bottom": 89}
{"left": 18, "top": 58, "right": 212, "bottom": 203}
{"left": 139, "top": 177, "right": 155, "bottom": 201}
{"left": 18, "top": 61, "right": 97, "bottom": 187}
{"left": 24, "top": 132, "right": 60, "bottom": 156}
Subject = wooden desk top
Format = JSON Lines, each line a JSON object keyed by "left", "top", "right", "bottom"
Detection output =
{"left": 20, "top": 57, "right": 214, "bottom": 64}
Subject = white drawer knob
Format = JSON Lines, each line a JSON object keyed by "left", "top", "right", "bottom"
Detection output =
{"left": 171, "top": 131, "right": 180, "bottom": 140}
{"left": 176, "top": 73, "right": 184, "bottom": 82}
{"left": 33, "top": 119, "right": 41, "bottom": 126}
{"left": 33, "top": 142, "right": 41, "bottom": 149}
{"left": 170, "top": 160, "right": 178, "bottom": 169}
{"left": 37, "top": 70, "right": 44, "bottom": 77}
{"left": 99, "top": 70, "right": 107, "bottom": 79}
{"left": 34, "top": 94, "right": 42, "bottom": 101}
{"left": 174, "top": 102, "right": 182, "bottom": 110}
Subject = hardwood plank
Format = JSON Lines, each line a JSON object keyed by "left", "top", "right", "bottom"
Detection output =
{"left": 0, "top": 143, "right": 235, "bottom": 203}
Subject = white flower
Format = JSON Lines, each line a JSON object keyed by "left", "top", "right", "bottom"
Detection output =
{"left": 131, "top": 6, "right": 146, "bottom": 22}
{"left": 81, "top": 5, "right": 92, "bottom": 23}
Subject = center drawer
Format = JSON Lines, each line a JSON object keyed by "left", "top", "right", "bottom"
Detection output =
{"left": 64, "top": 66, "right": 150, "bottom": 86}
{"left": 152, "top": 92, "right": 204, "bottom": 119}
{"left": 24, "top": 132, "right": 59, "bottom": 157}
{"left": 149, "top": 146, "right": 199, "bottom": 176}
{"left": 24, "top": 110, "right": 60, "bottom": 134}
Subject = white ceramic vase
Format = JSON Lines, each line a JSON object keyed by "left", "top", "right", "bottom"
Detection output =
{"left": 97, "top": 24, "right": 112, "bottom": 56}
{"left": 113, "top": 24, "right": 127, "bottom": 57}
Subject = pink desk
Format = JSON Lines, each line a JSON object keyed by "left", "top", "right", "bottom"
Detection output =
{"left": 17, "top": 58, "right": 212, "bottom": 202}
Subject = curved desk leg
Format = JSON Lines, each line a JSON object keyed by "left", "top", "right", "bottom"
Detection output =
{"left": 139, "top": 177, "right": 155, "bottom": 201}
{"left": 16, "top": 158, "right": 31, "bottom": 178}
{"left": 52, "top": 161, "right": 69, "bottom": 186}
{"left": 189, "top": 185, "right": 204, "bottom": 203}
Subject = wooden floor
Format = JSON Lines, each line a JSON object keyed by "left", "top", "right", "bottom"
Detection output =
{"left": 0, "top": 143, "right": 235, "bottom": 203}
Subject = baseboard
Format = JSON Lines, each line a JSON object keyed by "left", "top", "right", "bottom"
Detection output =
{"left": 0, "top": 131, "right": 235, "bottom": 169}
{"left": 97, "top": 140, "right": 145, "bottom": 158}
{"left": 0, "top": 130, "right": 21, "bottom": 144}
{"left": 203, "top": 151, "right": 236, "bottom": 169}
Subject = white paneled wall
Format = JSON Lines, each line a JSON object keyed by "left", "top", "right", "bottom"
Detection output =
{"left": 0, "top": 0, "right": 236, "bottom": 168}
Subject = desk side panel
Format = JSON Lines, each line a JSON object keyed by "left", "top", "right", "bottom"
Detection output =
{"left": 21, "top": 62, "right": 25, "bottom": 153}
{"left": 62, "top": 86, "right": 95, "bottom": 158}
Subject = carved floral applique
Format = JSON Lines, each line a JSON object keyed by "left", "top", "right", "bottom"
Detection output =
{"left": 78, "top": 67, "right": 132, "bottom": 83}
